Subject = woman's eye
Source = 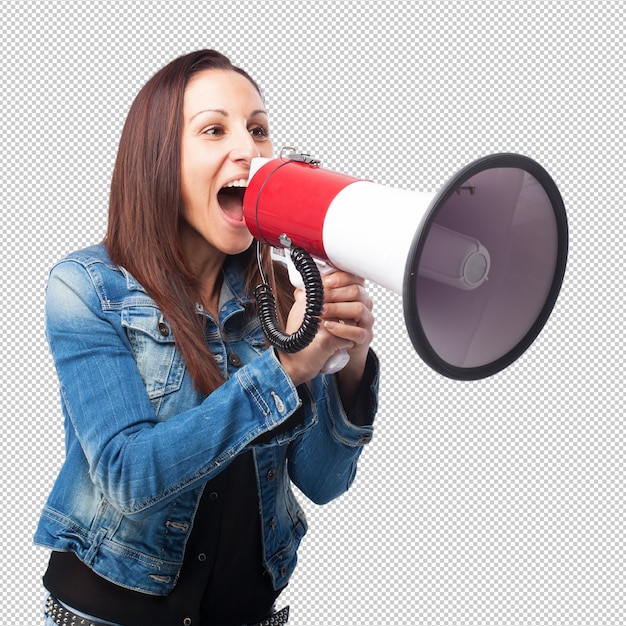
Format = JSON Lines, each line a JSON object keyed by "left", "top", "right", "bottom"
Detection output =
{"left": 202, "top": 126, "right": 224, "bottom": 137}
{"left": 250, "top": 126, "right": 270, "bottom": 139}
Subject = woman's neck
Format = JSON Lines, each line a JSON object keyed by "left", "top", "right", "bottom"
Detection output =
{"left": 180, "top": 222, "right": 226, "bottom": 320}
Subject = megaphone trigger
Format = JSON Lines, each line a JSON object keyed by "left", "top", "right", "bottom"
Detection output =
{"left": 271, "top": 246, "right": 333, "bottom": 291}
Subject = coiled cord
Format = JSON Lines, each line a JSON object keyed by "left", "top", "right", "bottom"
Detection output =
{"left": 254, "top": 242, "right": 324, "bottom": 353}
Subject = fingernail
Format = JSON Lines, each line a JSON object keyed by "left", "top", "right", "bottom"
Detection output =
{"left": 324, "top": 320, "right": 337, "bottom": 330}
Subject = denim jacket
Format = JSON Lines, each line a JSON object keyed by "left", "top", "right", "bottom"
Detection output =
{"left": 34, "top": 243, "right": 378, "bottom": 596}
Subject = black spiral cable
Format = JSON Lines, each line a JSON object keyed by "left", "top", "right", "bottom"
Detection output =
{"left": 254, "top": 242, "right": 324, "bottom": 353}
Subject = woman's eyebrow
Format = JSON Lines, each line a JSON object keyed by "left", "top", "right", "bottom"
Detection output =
{"left": 190, "top": 108, "right": 227, "bottom": 122}
{"left": 190, "top": 108, "right": 267, "bottom": 122}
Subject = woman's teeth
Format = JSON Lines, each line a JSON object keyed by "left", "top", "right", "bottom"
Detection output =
{"left": 223, "top": 179, "right": 248, "bottom": 189}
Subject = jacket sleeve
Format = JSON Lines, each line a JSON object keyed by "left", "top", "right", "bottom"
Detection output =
{"left": 286, "top": 350, "right": 379, "bottom": 505}
{"left": 45, "top": 259, "right": 303, "bottom": 519}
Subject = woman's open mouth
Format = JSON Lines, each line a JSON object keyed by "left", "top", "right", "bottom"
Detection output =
{"left": 217, "top": 179, "right": 248, "bottom": 223}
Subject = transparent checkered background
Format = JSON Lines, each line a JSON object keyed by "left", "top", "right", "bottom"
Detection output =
{"left": 2, "top": 1, "right": 624, "bottom": 624}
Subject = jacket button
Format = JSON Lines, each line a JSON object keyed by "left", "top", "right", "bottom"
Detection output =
{"left": 198, "top": 553, "right": 206, "bottom": 562}
{"left": 266, "top": 469, "right": 276, "bottom": 482}
{"left": 183, "top": 619, "right": 192, "bottom": 625}
{"left": 228, "top": 352, "right": 242, "bottom": 367}
{"left": 271, "top": 391, "right": 285, "bottom": 414}
{"left": 268, "top": 516, "right": 276, "bottom": 529}
{"left": 158, "top": 322, "right": 170, "bottom": 337}
{"left": 279, "top": 565, "right": 288, "bottom": 577}
{"left": 209, "top": 491, "right": 219, "bottom": 501}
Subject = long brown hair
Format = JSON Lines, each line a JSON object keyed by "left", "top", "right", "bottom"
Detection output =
{"left": 106, "top": 50, "right": 290, "bottom": 395}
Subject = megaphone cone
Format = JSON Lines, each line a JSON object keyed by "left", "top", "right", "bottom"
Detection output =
{"left": 244, "top": 151, "right": 568, "bottom": 380}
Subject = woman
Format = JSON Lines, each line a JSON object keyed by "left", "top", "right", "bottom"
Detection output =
{"left": 35, "top": 50, "right": 379, "bottom": 626}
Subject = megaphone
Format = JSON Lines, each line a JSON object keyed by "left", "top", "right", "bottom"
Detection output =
{"left": 244, "top": 149, "right": 568, "bottom": 380}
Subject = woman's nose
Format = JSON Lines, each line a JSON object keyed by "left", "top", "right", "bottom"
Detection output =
{"left": 229, "top": 127, "right": 259, "bottom": 162}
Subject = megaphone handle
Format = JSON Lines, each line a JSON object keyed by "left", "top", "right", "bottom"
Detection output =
{"left": 281, "top": 251, "right": 351, "bottom": 374}
{"left": 320, "top": 349, "right": 351, "bottom": 374}
{"left": 255, "top": 245, "right": 324, "bottom": 353}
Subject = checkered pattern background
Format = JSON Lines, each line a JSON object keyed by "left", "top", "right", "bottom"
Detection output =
{"left": 2, "top": 1, "right": 624, "bottom": 624}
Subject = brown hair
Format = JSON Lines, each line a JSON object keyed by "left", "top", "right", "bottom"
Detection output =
{"left": 106, "top": 50, "right": 290, "bottom": 395}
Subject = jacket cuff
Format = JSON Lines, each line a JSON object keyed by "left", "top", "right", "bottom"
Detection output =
{"left": 327, "top": 349, "right": 379, "bottom": 446}
{"left": 344, "top": 348, "right": 380, "bottom": 427}
{"left": 234, "top": 347, "right": 302, "bottom": 430}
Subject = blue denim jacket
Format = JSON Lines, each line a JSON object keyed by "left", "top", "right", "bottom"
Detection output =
{"left": 34, "top": 244, "right": 378, "bottom": 596}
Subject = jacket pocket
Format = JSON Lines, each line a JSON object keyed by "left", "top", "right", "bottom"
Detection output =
{"left": 241, "top": 318, "right": 269, "bottom": 353}
{"left": 121, "top": 306, "right": 186, "bottom": 404}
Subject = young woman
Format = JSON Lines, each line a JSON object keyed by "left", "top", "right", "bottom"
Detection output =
{"left": 35, "top": 50, "right": 379, "bottom": 626}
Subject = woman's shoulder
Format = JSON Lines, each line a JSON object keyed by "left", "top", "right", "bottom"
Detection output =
{"left": 54, "top": 241, "right": 115, "bottom": 269}
{"left": 47, "top": 242, "right": 144, "bottom": 306}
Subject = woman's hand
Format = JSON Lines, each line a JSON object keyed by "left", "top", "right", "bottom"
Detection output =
{"left": 277, "top": 271, "right": 374, "bottom": 407}
{"left": 320, "top": 272, "right": 374, "bottom": 409}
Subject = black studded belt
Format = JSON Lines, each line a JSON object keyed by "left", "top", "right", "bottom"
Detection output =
{"left": 45, "top": 596, "right": 110, "bottom": 626}
{"left": 45, "top": 596, "right": 289, "bottom": 626}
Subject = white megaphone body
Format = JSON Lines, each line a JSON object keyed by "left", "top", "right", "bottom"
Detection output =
{"left": 244, "top": 150, "right": 568, "bottom": 380}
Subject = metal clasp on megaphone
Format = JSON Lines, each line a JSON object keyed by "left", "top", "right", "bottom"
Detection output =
{"left": 279, "top": 146, "right": 321, "bottom": 166}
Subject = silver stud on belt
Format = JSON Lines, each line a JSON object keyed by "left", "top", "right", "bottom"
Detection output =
{"left": 45, "top": 596, "right": 98, "bottom": 626}
{"left": 254, "top": 605, "right": 289, "bottom": 625}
